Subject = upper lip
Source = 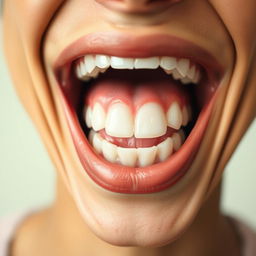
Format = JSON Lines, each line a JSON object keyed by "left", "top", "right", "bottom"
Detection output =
{"left": 54, "top": 32, "right": 224, "bottom": 83}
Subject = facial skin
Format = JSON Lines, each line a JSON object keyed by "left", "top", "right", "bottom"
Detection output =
{"left": 2, "top": 0, "right": 256, "bottom": 254}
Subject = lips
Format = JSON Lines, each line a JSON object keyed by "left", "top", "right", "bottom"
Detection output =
{"left": 54, "top": 33, "right": 223, "bottom": 194}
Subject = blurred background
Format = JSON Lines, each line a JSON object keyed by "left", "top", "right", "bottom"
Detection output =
{"left": 0, "top": 25, "right": 256, "bottom": 229}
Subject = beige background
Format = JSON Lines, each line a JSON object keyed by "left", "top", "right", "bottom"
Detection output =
{"left": 0, "top": 25, "right": 256, "bottom": 229}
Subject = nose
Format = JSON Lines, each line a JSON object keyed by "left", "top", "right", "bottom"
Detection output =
{"left": 95, "top": 0, "right": 182, "bottom": 14}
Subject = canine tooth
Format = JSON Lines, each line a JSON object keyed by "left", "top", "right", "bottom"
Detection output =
{"left": 164, "top": 69, "right": 173, "bottom": 75}
{"left": 182, "top": 106, "right": 189, "bottom": 126}
{"left": 137, "top": 146, "right": 157, "bottom": 167}
{"left": 91, "top": 103, "right": 106, "bottom": 131}
{"left": 134, "top": 57, "right": 159, "bottom": 69}
{"left": 95, "top": 55, "right": 110, "bottom": 69}
{"left": 167, "top": 102, "right": 183, "bottom": 130}
{"left": 160, "top": 57, "right": 177, "bottom": 71}
{"left": 117, "top": 147, "right": 137, "bottom": 167}
{"left": 111, "top": 57, "right": 134, "bottom": 69}
{"left": 93, "top": 133, "right": 103, "bottom": 154}
{"left": 187, "top": 65, "right": 196, "bottom": 80}
{"left": 84, "top": 106, "right": 92, "bottom": 128}
{"left": 157, "top": 138, "right": 173, "bottom": 162}
{"left": 172, "top": 132, "right": 182, "bottom": 151}
{"left": 102, "top": 140, "right": 117, "bottom": 163}
{"left": 105, "top": 103, "right": 134, "bottom": 137}
{"left": 172, "top": 69, "right": 183, "bottom": 80}
{"left": 135, "top": 103, "right": 167, "bottom": 138}
{"left": 89, "top": 67, "right": 101, "bottom": 78}
{"left": 177, "top": 59, "right": 190, "bottom": 77}
{"left": 84, "top": 55, "right": 96, "bottom": 73}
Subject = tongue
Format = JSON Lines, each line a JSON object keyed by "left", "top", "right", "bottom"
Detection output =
{"left": 85, "top": 69, "right": 190, "bottom": 113}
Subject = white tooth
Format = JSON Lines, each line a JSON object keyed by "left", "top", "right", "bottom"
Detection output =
{"left": 102, "top": 140, "right": 117, "bottom": 163}
{"left": 88, "top": 67, "right": 101, "bottom": 78}
{"left": 110, "top": 57, "right": 134, "bottom": 69}
{"left": 93, "top": 133, "right": 103, "bottom": 154}
{"left": 117, "top": 147, "right": 137, "bottom": 167}
{"left": 182, "top": 106, "right": 189, "bottom": 126}
{"left": 172, "top": 69, "right": 183, "bottom": 80}
{"left": 177, "top": 59, "right": 190, "bottom": 77}
{"left": 84, "top": 55, "right": 96, "bottom": 73}
{"left": 160, "top": 57, "right": 177, "bottom": 71}
{"left": 172, "top": 132, "right": 182, "bottom": 151}
{"left": 187, "top": 65, "right": 196, "bottom": 80}
{"left": 135, "top": 103, "right": 167, "bottom": 138}
{"left": 105, "top": 103, "right": 134, "bottom": 137}
{"left": 180, "top": 77, "right": 192, "bottom": 84}
{"left": 167, "top": 102, "right": 183, "bottom": 130}
{"left": 157, "top": 137, "right": 173, "bottom": 162}
{"left": 137, "top": 146, "right": 157, "bottom": 167}
{"left": 80, "top": 61, "right": 87, "bottom": 77}
{"left": 91, "top": 103, "right": 106, "bottom": 131}
{"left": 76, "top": 64, "right": 82, "bottom": 78}
{"left": 84, "top": 106, "right": 92, "bottom": 128}
{"left": 95, "top": 55, "right": 110, "bottom": 69}
{"left": 89, "top": 130, "right": 95, "bottom": 144}
{"left": 134, "top": 57, "right": 159, "bottom": 69}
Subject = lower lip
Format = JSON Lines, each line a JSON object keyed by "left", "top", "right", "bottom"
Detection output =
{"left": 60, "top": 85, "right": 215, "bottom": 194}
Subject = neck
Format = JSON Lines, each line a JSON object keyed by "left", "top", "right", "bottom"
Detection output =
{"left": 13, "top": 177, "right": 241, "bottom": 256}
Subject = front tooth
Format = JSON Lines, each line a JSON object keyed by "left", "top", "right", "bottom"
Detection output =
{"left": 167, "top": 102, "right": 183, "bottom": 130}
{"left": 157, "top": 137, "right": 173, "bottom": 162}
{"left": 172, "top": 132, "right": 182, "bottom": 151}
{"left": 177, "top": 59, "right": 190, "bottom": 77}
{"left": 102, "top": 140, "right": 117, "bottom": 163}
{"left": 135, "top": 103, "right": 167, "bottom": 138}
{"left": 160, "top": 57, "right": 177, "bottom": 71}
{"left": 117, "top": 147, "right": 137, "bottom": 167}
{"left": 95, "top": 55, "right": 110, "bottom": 69}
{"left": 91, "top": 103, "right": 106, "bottom": 131}
{"left": 84, "top": 55, "right": 96, "bottom": 73}
{"left": 84, "top": 106, "right": 92, "bottom": 128}
{"left": 182, "top": 106, "right": 189, "bottom": 126}
{"left": 134, "top": 57, "right": 159, "bottom": 69}
{"left": 92, "top": 133, "right": 103, "bottom": 154}
{"left": 111, "top": 57, "right": 134, "bottom": 69}
{"left": 137, "top": 146, "right": 157, "bottom": 167}
{"left": 105, "top": 103, "right": 134, "bottom": 137}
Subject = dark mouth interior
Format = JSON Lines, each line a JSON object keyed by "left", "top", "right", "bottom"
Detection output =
{"left": 58, "top": 61, "right": 214, "bottom": 147}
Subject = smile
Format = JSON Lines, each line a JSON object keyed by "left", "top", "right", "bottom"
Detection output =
{"left": 54, "top": 32, "right": 223, "bottom": 194}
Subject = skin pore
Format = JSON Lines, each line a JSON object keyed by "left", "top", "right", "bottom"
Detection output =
{"left": 2, "top": 0, "right": 256, "bottom": 256}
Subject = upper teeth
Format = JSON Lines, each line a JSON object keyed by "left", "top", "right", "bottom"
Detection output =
{"left": 75, "top": 55, "right": 201, "bottom": 84}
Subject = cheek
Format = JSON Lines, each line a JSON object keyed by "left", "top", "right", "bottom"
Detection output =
{"left": 210, "top": 0, "right": 256, "bottom": 50}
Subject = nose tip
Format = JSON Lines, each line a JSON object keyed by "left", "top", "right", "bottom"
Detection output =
{"left": 96, "top": 0, "right": 182, "bottom": 14}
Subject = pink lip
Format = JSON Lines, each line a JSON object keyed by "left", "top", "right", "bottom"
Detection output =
{"left": 54, "top": 32, "right": 222, "bottom": 194}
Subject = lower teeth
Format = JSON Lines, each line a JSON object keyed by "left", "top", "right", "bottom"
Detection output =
{"left": 89, "top": 130, "right": 185, "bottom": 167}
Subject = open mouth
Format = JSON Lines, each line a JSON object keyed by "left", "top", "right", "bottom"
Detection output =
{"left": 54, "top": 33, "right": 223, "bottom": 194}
